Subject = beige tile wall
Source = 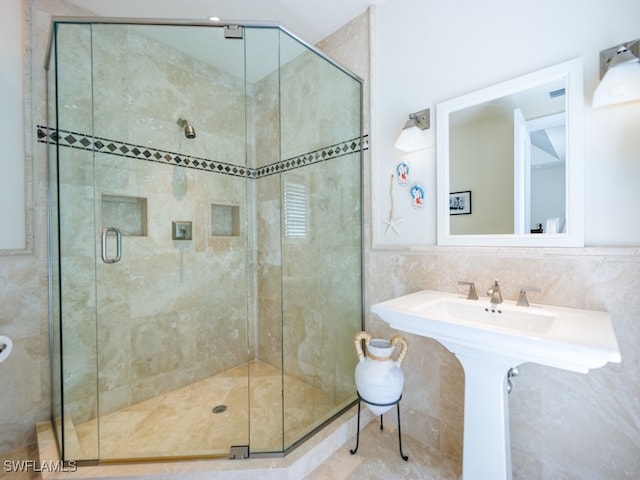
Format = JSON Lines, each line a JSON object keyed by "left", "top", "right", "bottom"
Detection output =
{"left": 254, "top": 40, "right": 363, "bottom": 401}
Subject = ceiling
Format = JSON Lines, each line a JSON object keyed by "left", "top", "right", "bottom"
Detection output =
{"left": 66, "top": 0, "right": 384, "bottom": 45}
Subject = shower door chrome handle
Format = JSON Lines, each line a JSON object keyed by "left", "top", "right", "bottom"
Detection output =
{"left": 101, "top": 227, "right": 122, "bottom": 264}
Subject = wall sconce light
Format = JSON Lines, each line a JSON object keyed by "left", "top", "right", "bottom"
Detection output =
{"left": 394, "top": 108, "right": 431, "bottom": 152}
{"left": 593, "top": 38, "right": 640, "bottom": 107}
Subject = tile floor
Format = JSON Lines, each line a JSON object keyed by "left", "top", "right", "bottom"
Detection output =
{"left": 308, "top": 420, "right": 460, "bottom": 480}
{"left": 65, "top": 360, "right": 348, "bottom": 461}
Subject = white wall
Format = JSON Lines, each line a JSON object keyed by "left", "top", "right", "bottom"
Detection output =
{"left": 0, "top": 0, "right": 26, "bottom": 250}
{"left": 373, "top": 0, "right": 640, "bottom": 247}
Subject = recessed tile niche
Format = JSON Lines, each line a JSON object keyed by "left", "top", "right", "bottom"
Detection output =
{"left": 211, "top": 204, "right": 240, "bottom": 237}
{"left": 102, "top": 195, "right": 148, "bottom": 236}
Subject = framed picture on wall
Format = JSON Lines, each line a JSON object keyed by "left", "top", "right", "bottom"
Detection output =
{"left": 449, "top": 191, "right": 471, "bottom": 215}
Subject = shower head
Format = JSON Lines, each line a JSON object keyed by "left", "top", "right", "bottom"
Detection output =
{"left": 177, "top": 118, "right": 196, "bottom": 139}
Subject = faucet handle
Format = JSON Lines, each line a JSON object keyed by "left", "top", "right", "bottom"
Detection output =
{"left": 487, "top": 279, "right": 503, "bottom": 305}
{"left": 458, "top": 281, "right": 479, "bottom": 300}
{"left": 516, "top": 287, "right": 541, "bottom": 307}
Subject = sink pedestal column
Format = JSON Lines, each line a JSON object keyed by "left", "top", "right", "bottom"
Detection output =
{"left": 456, "top": 352, "right": 514, "bottom": 480}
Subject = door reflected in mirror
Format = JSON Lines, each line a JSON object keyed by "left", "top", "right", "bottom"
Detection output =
{"left": 436, "top": 58, "right": 584, "bottom": 247}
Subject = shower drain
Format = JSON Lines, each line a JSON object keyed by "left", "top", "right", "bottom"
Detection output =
{"left": 212, "top": 404, "right": 228, "bottom": 414}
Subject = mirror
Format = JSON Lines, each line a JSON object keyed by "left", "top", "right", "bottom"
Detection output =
{"left": 436, "top": 58, "right": 584, "bottom": 247}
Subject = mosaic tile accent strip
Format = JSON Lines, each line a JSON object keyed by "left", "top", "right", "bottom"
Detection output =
{"left": 37, "top": 126, "right": 253, "bottom": 178}
{"left": 256, "top": 137, "right": 368, "bottom": 177}
{"left": 37, "top": 126, "right": 368, "bottom": 179}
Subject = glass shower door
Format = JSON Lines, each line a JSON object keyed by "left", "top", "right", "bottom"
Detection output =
{"left": 90, "top": 24, "right": 251, "bottom": 461}
{"left": 92, "top": 164, "right": 251, "bottom": 461}
{"left": 278, "top": 31, "right": 363, "bottom": 450}
{"left": 51, "top": 21, "right": 252, "bottom": 462}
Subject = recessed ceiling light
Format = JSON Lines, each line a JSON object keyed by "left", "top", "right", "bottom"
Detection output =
{"left": 209, "top": 16, "right": 220, "bottom": 22}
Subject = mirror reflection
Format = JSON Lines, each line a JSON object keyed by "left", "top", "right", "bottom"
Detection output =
{"left": 448, "top": 78, "right": 566, "bottom": 235}
{"left": 436, "top": 58, "right": 584, "bottom": 247}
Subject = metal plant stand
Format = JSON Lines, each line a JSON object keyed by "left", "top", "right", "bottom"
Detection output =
{"left": 349, "top": 391, "right": 408, "bottom": 461}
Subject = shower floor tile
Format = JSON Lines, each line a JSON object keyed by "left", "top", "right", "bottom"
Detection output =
{"left": 73, "top": 360, "right": 345, "bottom": 461}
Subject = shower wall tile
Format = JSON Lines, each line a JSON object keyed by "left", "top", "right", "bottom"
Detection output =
{"left": 53, "top": 139, "right": 253, "bottom": 422}
{"left": 255, "top": 168, "right": 282, "bottom": 370}
{"left": 278, "top": 155, "right": 362, "bottom": 402}
{"left": 255, "top": 296, "right": 284, "bottom": 369}
{"left": 280, "top": 52, "right": 323, "bottom": 158}
{"left": 90, "top": 157, "right": 250, "bottom": 417}
{"left": 130, "top": 312, "right": 197, "bottom": 380}
{"left": 89, "top": 25, "right": 248, "bottom": 168}
{"left": 279, "top": 51, "right": 361, "bottom": 161}
{"left": 251, "top": 72, "right": 279, "bottom": 171}
{"left": 56, "top": 147, "right": 100, "bottom": 424}
{"left": 250, "top": 19, "right": 366, "bottom": 407}
{"left": 53, "top": 23, "right": 93, "bottom": 134}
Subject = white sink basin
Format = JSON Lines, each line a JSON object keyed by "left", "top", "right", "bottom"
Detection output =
{"left": 371, "top": 289, "right": 621, "bottom": 480}
{"left": 373, "top": 290, "right": 620, "bottom": 373}
{"left": 414, "top": 296, "right": 555, "bottom": 334}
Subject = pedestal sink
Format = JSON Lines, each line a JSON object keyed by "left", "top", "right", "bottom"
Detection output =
{"left": 371, "top": 290, "right": 621, "bottom": 480}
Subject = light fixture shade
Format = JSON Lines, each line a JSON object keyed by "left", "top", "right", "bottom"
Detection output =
{"left": 394, "top": 108, "right": 431, "bottom": 152}
{"left": 394, "top": 125, "right": 430, "bottom": 152}
{"left": 593, "top": 43, "right": 640, "bottom": 107}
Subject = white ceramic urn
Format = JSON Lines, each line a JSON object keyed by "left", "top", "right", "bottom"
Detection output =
{"left": 353, "top": 331, "right": 408, "bottom": 415}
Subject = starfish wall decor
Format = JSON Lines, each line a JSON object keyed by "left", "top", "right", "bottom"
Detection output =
{"left": 383, "top": 174, "right": 403, "bottom": 234}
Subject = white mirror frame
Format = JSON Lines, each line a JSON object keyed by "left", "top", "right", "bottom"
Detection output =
{"left": 436, "top": 58, "right": 584, "bottom": 247}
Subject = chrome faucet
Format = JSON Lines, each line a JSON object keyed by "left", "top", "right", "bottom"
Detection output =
{"left": 487, "top": 279, "right": 503, "bottom": 306}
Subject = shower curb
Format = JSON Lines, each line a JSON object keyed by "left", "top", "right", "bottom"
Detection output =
{"left": 36, "top": 405, "right": 374, "bottom": 480}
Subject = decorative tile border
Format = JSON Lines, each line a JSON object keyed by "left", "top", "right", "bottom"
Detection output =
{"left": 256, "top": 137, "right": 368, "bottom": 177}
{"left": 37, "top": 126, "right": 368, "bottom": 179}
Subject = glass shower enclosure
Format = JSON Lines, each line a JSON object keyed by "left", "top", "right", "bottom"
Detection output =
{"left": 45, "top": 19, "right": 363, "bottom": 462}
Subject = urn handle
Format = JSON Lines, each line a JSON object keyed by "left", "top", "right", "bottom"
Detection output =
{"left": 353, "top": 331, "right": 372, "bottom": 361}
{"left": 390, "top": 335, "right": 409, "bottom": 365}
